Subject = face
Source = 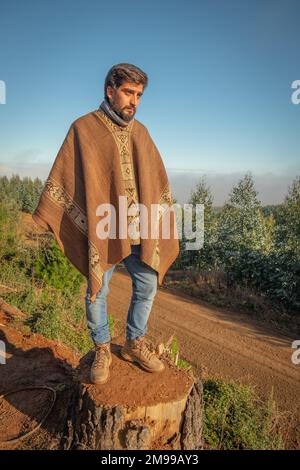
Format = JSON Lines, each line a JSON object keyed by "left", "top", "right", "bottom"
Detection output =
{"left": 106, "top": 81, "right": 144, "bottom": 121}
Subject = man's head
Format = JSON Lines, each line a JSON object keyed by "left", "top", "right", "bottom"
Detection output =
{"left": 104, "top": 63, "right": 148, "bottom": 122}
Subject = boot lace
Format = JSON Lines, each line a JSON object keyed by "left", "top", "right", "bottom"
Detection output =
{"left": 94, "top": 345, "right": 110, "bottom": 367}
{"left": 135, "top": 337, "right": 156, "bottom": 361}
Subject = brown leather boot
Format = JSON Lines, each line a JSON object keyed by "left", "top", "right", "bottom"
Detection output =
{"left": 120, "top": 336, "right": 165, "bottom": 373}
{"left": 90, "top": 342, "right": 112, "bottom": 385}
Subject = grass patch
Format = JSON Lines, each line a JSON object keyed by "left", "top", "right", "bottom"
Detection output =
{"left": 203, "top": 378, "right": 284, "bottom": 450}
{"left": 2, "top": 285, "right": 115, "bottom": 354}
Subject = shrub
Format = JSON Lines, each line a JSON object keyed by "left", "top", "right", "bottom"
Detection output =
{"left": 34, "top": 239, "right": 84, "bottom": 295}
{"left": 203, "top": 378, "right": 283, "bottom": 449}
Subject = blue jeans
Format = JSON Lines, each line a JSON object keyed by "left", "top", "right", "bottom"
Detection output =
{"left": 85, "top": 244, "right": 158, "bottom": 345}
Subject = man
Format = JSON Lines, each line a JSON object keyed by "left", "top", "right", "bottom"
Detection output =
{"left": 33, "top": 63, "right": 179, "bottom": 386}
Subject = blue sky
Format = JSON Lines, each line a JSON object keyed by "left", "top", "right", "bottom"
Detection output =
{"left": 0, "top": 0, "right": 299, "bottom": 203}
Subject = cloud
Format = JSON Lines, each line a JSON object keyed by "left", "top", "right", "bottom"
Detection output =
{"left": 0, "top": 149, "right": 51, "bottom": 179}
{"left": 0, "top": 164, "right": 12, "bottom": 174}
{"left": 0, "top": 163, "right": 50, "bottom": 180}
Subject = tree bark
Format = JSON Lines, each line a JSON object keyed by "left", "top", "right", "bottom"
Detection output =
{"left": 61, "top": 352, "right": 203, "bottom": 451}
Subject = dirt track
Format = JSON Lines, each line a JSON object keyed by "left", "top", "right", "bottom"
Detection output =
{"left": 107, "top": 268, "right": 300, "bottom": 436}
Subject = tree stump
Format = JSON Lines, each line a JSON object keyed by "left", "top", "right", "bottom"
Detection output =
{"left": 62, "top": 339, "right": 203, "bottom": 450}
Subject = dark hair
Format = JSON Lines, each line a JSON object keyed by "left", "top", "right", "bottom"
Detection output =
{"left": 104, "top": 63, "right": 148, "bottom": 99}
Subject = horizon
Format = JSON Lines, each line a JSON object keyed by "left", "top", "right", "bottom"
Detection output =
{"left": 0, "top": 170, "right": 296, "bottom": 207}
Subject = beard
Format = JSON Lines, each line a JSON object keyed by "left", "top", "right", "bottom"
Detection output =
{"left": 109, "top": 99, "right": 136, "bottom": 122}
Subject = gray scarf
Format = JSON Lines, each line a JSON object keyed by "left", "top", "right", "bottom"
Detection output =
{"left": 98, "top": 98, "right": 133, "bottom": 127}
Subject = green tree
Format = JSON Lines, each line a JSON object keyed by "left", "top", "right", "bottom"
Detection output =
{"left": 218, "top": 173, "right": 274, "bottom": 256}
{"left": 34, "top": 239, "right": 84, "bottom": 295}
{"left": 187, "top": 177, "right": 219, "bottom": 270}
{"left": 0, "top": 201, "right": 20, "bottom": 260}
{"left": 275, "top": 176, "right": 300, "bottom": 254}
{"left": 0, "top": 175, "right": 44, "bottom": 213}
{"left": 216, "top": 173, "right": 275, "bottom": 289}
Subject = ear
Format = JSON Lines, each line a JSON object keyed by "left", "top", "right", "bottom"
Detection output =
{"left": 106, "top": 85, "right": 114, "bottom": 101}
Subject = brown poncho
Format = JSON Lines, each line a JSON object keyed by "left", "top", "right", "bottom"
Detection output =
{"left": 32, "top": 109, "right": 179, "bottom": 302}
